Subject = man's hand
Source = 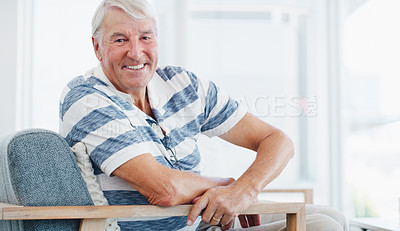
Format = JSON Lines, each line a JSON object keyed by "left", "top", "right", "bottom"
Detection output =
{"left": 187, "top": 183, "right": 259, "bottom": 230}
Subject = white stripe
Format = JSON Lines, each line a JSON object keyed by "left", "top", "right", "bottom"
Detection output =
{"left": 61, "top": 93, "right": 112, "bottom": 137}
{"left": 97, "top": 174, "right": 137, "bottom": 191}
{"left": 100, "top": 141, "right": 164, "bottom": 176}
{"left": 173, "top": 138, "right": 198, "bottom": 160}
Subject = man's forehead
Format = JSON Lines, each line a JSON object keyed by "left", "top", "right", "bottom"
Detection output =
{"left": 103, "top": 8, "right": 155, "bottom": 31}
{"left": 104, "top": 19, "right": 156, "bottom": 36}
{"left": 109, "top": 28, "right": 154, "bottom": 38}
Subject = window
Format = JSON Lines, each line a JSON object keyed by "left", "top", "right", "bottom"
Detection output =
{"left": 182, "top": 1, "right": 311, "bottom": 184}
{"left": 341, "top": 0, "right": 400, "bottom": 219}
{"left": 26, "top": 0, "right": 101, "bottom": 130}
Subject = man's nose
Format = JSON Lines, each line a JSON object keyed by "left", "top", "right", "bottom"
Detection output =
{"left": 127, "top": 39, "right": 143, "bottom": 59}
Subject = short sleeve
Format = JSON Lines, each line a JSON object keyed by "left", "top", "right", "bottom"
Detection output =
{"left": 194, "top": 74, "right": 248, "bottom": 137}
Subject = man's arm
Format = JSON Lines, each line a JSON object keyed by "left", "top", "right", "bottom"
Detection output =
{"left": 112, "top": 153, "right": 235, "bottom": 206}
{"left": 220, "top": 112, "right": 294, "bottom": 197}
{"left": 187, "top": 112, "right": 294, "bottom": 227}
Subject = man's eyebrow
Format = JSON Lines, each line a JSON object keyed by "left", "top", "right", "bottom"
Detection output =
{"left": 110, "top": 32, "right": 126, "bottom": 38}
{"left": 108, "top": 30, "right": 155, "bottom": 39}
{"left": 141, "top": 29, "right": 155, "bottom": 35}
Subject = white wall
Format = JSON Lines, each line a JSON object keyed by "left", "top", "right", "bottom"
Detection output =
{"left": 0, "top": 0, "right": 18, "bottom": 138}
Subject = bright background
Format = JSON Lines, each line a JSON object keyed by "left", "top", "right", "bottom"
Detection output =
{"left": 1, "top": 0, "right": 399, "bottom": 220}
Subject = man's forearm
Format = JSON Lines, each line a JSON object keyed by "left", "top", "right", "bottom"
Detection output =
{"left": 113, "top": 153, "right": 234, "bottom": 206}
{"left": 232, "top": 129, "right": 294, "bottom": 196}
{"left": 218, "top": 113, "right": 294, "bottom": 197}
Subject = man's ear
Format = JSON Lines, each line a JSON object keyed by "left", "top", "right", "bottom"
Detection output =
{"left": 92, "top": 37, "right": 102, "bottom": 61}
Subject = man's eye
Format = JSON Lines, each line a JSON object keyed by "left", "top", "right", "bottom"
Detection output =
{"left": 142, "top": 36, "right": 151, "bottom": 40}
{"left": 115, "top": 39, "right": 125, "bottom": 42}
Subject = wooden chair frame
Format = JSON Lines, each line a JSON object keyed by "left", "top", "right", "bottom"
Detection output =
{"left": 262, "top": 188, "right": 314, "bottom": 204}
{"left": 1, "top": 189, "right": 312, "bottom": 230}
{"left": 1, "top": 201, "right": 305, "bottom": 231}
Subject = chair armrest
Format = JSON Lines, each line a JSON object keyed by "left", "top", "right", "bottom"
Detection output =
{"left": 262, "top": 188, "right": 314, "bottom": 204}
{"left": 1, "top": 201, "right": 305, "bottom": 231}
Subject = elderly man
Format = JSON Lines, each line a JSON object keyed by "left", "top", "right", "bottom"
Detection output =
{"left": 59, "top": 0, "right": 347, "bottom": 230}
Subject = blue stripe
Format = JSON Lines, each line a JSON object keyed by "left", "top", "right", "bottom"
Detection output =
{"left": 151, "top": 80, "right": 219, "bottom": 148}
{"left": 65, "top": 105, "right": 127, "bottom": 147}
{"left": 110, "top": 95, "right": 134, "bottom": 111}
{"left": 158, "top": 112, "right": 206, "bottom": 151}
{"left": 151, "top": 108, "right": 163, "bottom": 121}
{"left": 156, "top": 66, "right": 184, "bottom": 81}
{"left": 201, "top": 98, "right": 239, "bottom": 132}
{"left": 162, "top": 129, "right": 190, "bottom": 150}
{"left": 59, "top": 101, "right": 63, "bottom": 121}
{"left": 203, "top": 81, "right": 218, "bottom": 120}
{"left": 154, "top": 81, "right": 220, "bottom": 149}
{"left": 61, "top": 76, "right": 133, "bottom": 119}
{"left": 145, "top": 118, "right": 158, "bottom": 127}
{"left": 67, "top": 75, "right": 108, "bottom": 89}
{"left": 61, "top": 86, "right": 98, "bottom": 120}
{"left": 186, "top": 70, "right": 199, "bottom": 92}
{"left": 118, "top": 217, "right": 188, "bottom": 231}
{"left": 154, "top": 67, "right": 200, "bottom": 122}
{"left": 87, "top": 75, "right": 109, "bottom": 86}
{"left": 103, "top": 190, "right": 189, "bottom": 230}
{"left": 67, "top": 75, "right": 85, "bottom": 89}
{"left": 176, "top": 118, "right": 202, "bottom": 142}
{"left": 172, "top": 110, "right": 210, "bottom": 145}
{"left": 90, "top": 127, "right": 162, "bottom": 168}
{"left": 172, "top": 146, "right": 201, "bottom": 171}
{"left": 153, "top": 146, "right": 200, "bottom": 172}
{"left": 161, "top": 85, "right": 199, "bottom": 120}
{"left": 103, "top": 190, "right": 149, "bottom": 205}
{"left": 93, "top": 164, "right": 103, "bottom": 175}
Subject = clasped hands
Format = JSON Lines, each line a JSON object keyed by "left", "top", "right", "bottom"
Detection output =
{"left": 187, "top": 184, "right": 261, "bottom": 230}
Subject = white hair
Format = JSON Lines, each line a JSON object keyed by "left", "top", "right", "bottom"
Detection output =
{"left": 92, "top": 0, "right": 158, "bottom": 44}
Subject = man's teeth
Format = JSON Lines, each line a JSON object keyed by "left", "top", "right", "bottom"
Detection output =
{"left": 125, "top": 64, "right": 145, "bottom": 70}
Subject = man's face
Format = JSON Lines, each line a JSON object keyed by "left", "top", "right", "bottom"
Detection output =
{"left": 93, "top": 8, "right": 158, "bottom": 95}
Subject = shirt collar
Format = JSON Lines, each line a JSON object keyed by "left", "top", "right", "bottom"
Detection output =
{"left": 89, "top": 64, "right": 134, "bottom": 103}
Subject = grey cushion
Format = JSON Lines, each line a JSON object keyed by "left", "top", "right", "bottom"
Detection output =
{"left": 0, "top": 129, "right": 94, "bottom": 231}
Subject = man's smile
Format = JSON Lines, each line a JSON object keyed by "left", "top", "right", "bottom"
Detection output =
{"left": 124, "top": 63, "right": 146, "bottom": 70}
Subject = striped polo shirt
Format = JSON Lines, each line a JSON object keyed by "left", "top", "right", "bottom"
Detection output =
{"left": 59, "top": 65, "right": 247, "bottom": 230}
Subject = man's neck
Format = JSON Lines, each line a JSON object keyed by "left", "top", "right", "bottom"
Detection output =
{"left": 131, "top": 89, "right": 155, "bottom": 119}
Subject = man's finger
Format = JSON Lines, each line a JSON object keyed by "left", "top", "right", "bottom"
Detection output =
{"left": 210, "top": 209, "right": 224, "bottom": 226}
{"left": 187, "top": 195, "right": 209, "bottom": 226}
{"left": 220, "top": 213, "right": 235, "bottom": 228}
{"left": 221, "top": 219, "right": 234, "bottom": 231}
{"left": 192, "top": 196, "right": 201, "bottom": 204}
{"left": 201, "top": 198, "right": 219, "bottom": 224}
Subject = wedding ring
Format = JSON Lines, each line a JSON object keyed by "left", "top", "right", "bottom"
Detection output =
{"left": 212, "top": 217, "right": 220, "bottom": 222}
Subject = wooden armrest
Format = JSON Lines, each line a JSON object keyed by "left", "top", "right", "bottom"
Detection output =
{"left": 0, "top": 201, "right": 305, "bottom": 231}
{"left": 262, "top": 188, "right": 314, "bottom": 204}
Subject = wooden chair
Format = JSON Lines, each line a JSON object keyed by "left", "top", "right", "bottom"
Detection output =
{"left": 0, "top": 129, "right": 306, "bottom": 230}
{"left": 0, "top": 202, "right": 305, "bottom": 231}
{"left": 261, "top": 188, "right": 313, "bottom": 204}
